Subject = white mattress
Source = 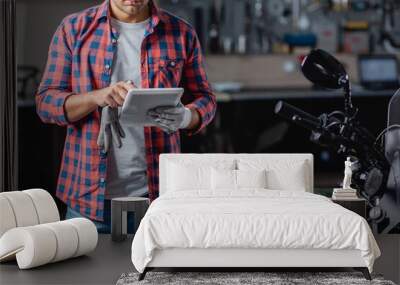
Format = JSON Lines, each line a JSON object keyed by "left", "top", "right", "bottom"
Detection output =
{"left": 131, "top": 190, "right": 380, "bottom": 273}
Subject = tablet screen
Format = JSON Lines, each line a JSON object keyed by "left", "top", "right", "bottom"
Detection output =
{"left": 120, "top": 88, "right": 184, "bottom": 125}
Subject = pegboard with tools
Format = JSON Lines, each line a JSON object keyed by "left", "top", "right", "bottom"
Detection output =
{"left": 159, "top": 0, "right": 400, "bottom": 55}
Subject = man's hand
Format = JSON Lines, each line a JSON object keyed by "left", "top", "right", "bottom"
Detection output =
{"left": 64, "top": 81, "right": 135, "bottom": 123}
{"left": 147, "top": 102, "right": 193, "bottom": 134}
{"left": 91, "top": 81, "right": 135, "bottom": 108}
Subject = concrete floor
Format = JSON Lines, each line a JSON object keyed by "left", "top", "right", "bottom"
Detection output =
{"left": 0, "top": 234, "right": 134, "bottom": 285}
{"left": 1, "top": 234, "right": 399, "bottom": 285}
{"left": 374, "top": 234, "right": 400, "bottom": 284}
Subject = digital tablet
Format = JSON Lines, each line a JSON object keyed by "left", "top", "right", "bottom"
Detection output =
{"left": 120, "top": 88, "right": 184, "bottom": 125}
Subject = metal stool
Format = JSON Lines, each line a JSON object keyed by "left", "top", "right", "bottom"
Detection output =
{"left": 111, "top": 197, "right": 149, "bottom": 242}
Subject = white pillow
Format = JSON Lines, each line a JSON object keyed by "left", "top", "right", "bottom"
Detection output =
{"left": 238, "top": 159, "right": 309, "bottom": 191}
{"left": 212, "top": 169, "right": 236, "bottom": 190}
{"left": 237, "top": 169, "right": 267, "bottom": 189}
{"left": 211, "top": 169, "right": 267, "bottom": 190}
{"left": 167, "top": 160, "right": 235, "bottom": 192}
{"left": 168, "top": 163, "right": 211, "bottom": 191}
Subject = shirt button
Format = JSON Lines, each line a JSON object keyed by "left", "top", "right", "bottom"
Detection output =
{"left": 105, "top": 64, "right": 110, "bottom": 70}
{"left": 170, "top": 61, "right": 176, "bottom": 67}
{"left": 100, "top": 178, "right": 105, "bottom": 183}
{"left": 112, "top": 38, "right": 117, "bottom": 44}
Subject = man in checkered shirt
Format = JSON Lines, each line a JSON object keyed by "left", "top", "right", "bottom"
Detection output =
{"left": 36, "top": 0, "right": 216, "bottom": 232}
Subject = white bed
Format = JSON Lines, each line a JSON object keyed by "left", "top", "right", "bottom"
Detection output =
{"left": 131, "top": 154, "right": 380, "bottom": 280}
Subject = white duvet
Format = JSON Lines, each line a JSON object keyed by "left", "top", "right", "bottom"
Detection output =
{"left": 131, "top": 190, "right": 380, "bottom": 273}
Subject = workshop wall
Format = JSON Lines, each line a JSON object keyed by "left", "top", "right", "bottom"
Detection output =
{"left": 11, "top": 3, "right": 400, "bottom": 282}
{"left": 17, "top": 0, "right": 102, "bottom": 76}
{"left": 16, "top": 0, "right": 400, "bottom": 199}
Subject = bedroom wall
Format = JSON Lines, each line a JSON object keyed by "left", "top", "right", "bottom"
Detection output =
{"left": 374, "top": 235, "right": 400, "bottom": 284}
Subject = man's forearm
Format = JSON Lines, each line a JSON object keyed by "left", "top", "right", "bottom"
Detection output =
{"left": 64, "top": 81, "right": 133, "bottom": 123}
{"left": 186, "top": 108, "right": 200, "bottom": 130}
{"left": 64, "top": 92, "right": 98, "bottom": 123}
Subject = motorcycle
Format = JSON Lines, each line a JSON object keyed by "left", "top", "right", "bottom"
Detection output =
{"left": 275, "top": 49, "right": 400, "bottom": 234}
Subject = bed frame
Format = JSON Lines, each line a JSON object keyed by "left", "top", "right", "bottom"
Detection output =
{"left": 138, "top": 248, "right": 371, "bottom": 280}
{"left": 138, "top": 154, "right": 372, "bottom": 281}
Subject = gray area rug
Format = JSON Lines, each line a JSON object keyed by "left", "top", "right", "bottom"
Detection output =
{"left": 116, "top": 272, "right": 396, "bottom": 285}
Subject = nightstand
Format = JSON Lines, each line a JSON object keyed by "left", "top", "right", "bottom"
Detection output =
{"left": 331, "top": 197, "right": 367, "bottom": 219}
{"left": 111, "top": 197, "right": 149, "bottom": 242}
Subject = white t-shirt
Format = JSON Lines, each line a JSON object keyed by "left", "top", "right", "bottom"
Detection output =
{"left": 106, "top": 17, "right": 150, "bottom": 199}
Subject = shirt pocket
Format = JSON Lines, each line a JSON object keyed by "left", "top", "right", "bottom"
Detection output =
{"left": 149, "top": 57, "right": 184, "bottom": 88}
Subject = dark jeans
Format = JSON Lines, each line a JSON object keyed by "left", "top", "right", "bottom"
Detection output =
{"left": 65, "top": 199, "right": 136, "bottom": 234}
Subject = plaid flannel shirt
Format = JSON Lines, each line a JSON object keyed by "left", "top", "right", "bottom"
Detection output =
{"left": 36, "top": 0, "right": 216, "bottom": 221}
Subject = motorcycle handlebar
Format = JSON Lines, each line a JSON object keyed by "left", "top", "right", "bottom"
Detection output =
{"left": 274, "top": 101, "right": 321, "bottom": 131}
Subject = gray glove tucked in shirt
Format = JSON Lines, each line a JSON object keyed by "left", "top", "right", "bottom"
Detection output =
{"left": 97, "top": 106, "right": 125, "bottom": 153}
{"left": 147, "top": 102, "right": 192, "bottom": 134}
